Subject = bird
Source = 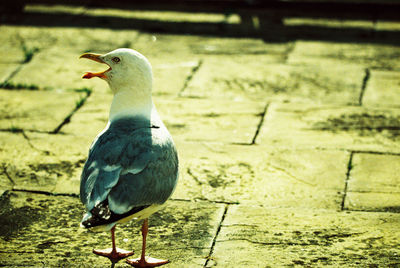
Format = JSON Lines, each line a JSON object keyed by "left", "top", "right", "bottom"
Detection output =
{"left": 79, "top": 48, "right": 179, "bottom": 267}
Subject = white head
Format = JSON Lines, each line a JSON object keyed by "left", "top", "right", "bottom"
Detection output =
{"left": 80, "top": 48, "right": 155, "bottom": 121}
{"left": 80, "top": 48, "right": 153, "bottom": 94}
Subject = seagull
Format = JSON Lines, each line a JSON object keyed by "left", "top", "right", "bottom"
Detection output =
{"left": 79, "top": 48, "right": 179, "bottom": 267}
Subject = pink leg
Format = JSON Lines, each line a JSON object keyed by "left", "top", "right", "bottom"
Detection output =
{"left": 126, "top": 219, "right": 169, "bottom": 267}
{"left": 93, "top": 225, "right": 134, "bottom": 264}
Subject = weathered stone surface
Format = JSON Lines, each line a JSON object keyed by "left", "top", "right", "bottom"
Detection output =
{"left": 0, "top": 64, "right": 19, "bottom": 82}
{"left": 10, "top": 47, "right": 107, "bottom": 91}
{"left": 62, "top": 90, "right": 112, "bottom": 139}
{"left": 182, "top": 56, "right": 363, "bottom": 104}
{"left": 0, "top": 191, "right": 224, "bottom": 267}
{"left": 345, "top": 192, "right": 400, "bottom": 213}
{"left": 150, "top": 56, "right": 199, "bottom": 96}
{"left": 158, "top": 98, "right": 264, "bottom": 144}
{"left": 349, "top": 153, "right": 400, "bottom": 193}
{"left": 0, "top": 25, "right": 139, "bottom": 54}
{"left": 0, "top": 131, "right": 85, "bottom": 194}
{"left": 258, "top": 103, "right": 400, "bottom": 153}
{"left": 0, "top": 89, "right": 84, "bottom": 132}
{"left": 363, "top": 70, "right": 400, "bottom": 107}
{"left": 133, "top": 33, "right": 290, "bottom": 58}
{"left": 186, "top": 37, "right": 290, "bottom": 56}
{"left": 344, "top": 153, "right": 400, "bottom": 212}
{"left": 64, "top": 94, "right": 264, "bottom": 145}
{"left": 288, "top": 41, "right": 400, "bottom": 70}
{"left": 0, "top": 26, "right": 26, "bottom": 64}
{"left": 210, "top": 205, "right": 400, "bottom": 267}
{"left": 174, "top": 141, "right": 348, "bottom": 209}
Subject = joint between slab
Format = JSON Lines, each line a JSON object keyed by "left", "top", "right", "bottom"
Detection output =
{"left": 11, "top": 189, "right": 79, "bottom": 198}
{"left": 178, "top": 59, "right": 203, "bottom": 96}
{"left": 1, "top": 165, "right": 15, "bottom": 186}
{"left": 20, "top": 130, "right": 51, "bottom": 155}
{"left": 204, "top": 204, "right": 229, "bottom": 268}
{"left": 251, "top": 102, "right": 269, "bottom": 145}
{"left": 50, "top": 89, "right": 92, "bottom": 134}
{"left": 341, "top": 151, "right": 354, "bottom": 211}
{"left": 358, "top": 68, "right": 370, "bottom": 106}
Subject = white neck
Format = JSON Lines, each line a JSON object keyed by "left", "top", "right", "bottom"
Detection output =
{"left": 109, "top": 89, "right": 154, "bottom": 122}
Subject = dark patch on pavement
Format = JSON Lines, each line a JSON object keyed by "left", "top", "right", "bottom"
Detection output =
{"left": 0, "top": 192, "right": 44, "bottom": 239}
{"left": 312, "top": 113, "right": 400, "bottom": 139}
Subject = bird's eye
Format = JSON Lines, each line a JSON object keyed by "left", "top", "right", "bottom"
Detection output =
{"left": 112, "top": 57, "right": 120, "bottom": 63}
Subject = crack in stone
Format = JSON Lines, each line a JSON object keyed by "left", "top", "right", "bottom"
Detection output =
{"left": 341, "top": 151, "right": 354, "bottom": 211}
{"left": 20, "top": 130, "right": 51, "bottom": 155}
{"left": 187, "top": 167, "right": 203, "bottom": 186}
{"left": 268, "top": 163, "right": 316, "bottom": 187}
{"left": 204, "top": 204, "right": 229, "bottom": 268}
{"left": 178, "top": 59, "right": 203, "bottom": 96}
{"left": 216, "top": 238, "right": 316, "bottom": 246}
{"left": 1, "top": 65, "right": 24, "bottom": 86}
{"left": 251, "top": 102, "right": 269, "bottom": 145}
{"left": 358, "top": 68, "right": 370, "bottom": 106}
{"left": 0, "top": 36, "right": 40, "bottom": 86}
{"left": 194, "top": 197, "right": 239, "bottom": 205}
{"left": 12, "top": 189, "right": 79, "bottom": 198}
{"left": 51, "top": 89, "right": 92, "bottom": 134}
{"left": 221, "top": 223, "right": 258, "bottom": 227}
{"left": 1, "top": 164, "right": 15, "bottom": 186}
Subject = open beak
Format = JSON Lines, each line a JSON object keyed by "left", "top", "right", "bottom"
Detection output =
{"left": 80, "top": 53, "right": 110, "bottom": 79}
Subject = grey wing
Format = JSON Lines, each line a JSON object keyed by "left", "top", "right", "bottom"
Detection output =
{"left": 80, "top": 129, "right": 151, "bottom": 212}
{"left": 107, "top": 138, "right": 179, "bottom": 214}
{"left": 80, "top": 126, "right": 178, "bottom": 216}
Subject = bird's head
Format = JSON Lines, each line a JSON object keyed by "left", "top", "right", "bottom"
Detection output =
{"left": 80, "top": 48, "right": 153, "bottom": 94}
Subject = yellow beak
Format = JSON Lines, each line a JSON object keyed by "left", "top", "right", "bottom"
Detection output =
{"left": 80, "top": 53, "right": 109, "bottom": 79}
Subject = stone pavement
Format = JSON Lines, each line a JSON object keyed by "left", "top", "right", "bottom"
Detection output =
{"left": 1, "top": 4, "right": 400, "bottom": 267}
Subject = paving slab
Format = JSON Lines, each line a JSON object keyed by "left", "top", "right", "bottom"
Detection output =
{"left": 182, "top": 56, "right": 363, "bottom": 104}
{"left": 0, "top": 132, "right": 57, "bottom": 193}
{"left": 258, "top": 103, "right": 400, "bottom": 153}
{"left": 174, "top": 141, "right": 348, "bottom": 209}
{"left": 0, "top": 191, "right": 224, "bottom": 268}
{"left": 0, "top": 89, "right": 84, "bottom": 132}
{"left": 25, "top": 132, "right": 90, "bottom": 195}
{"left": 0, "top": 25, "right": 139, "bottom": 53}
{"left": 0, "top": 26, "right": 26, "bottom": 64}
{"left": 159, "top": 98, "right": 264, "bottom": 144}
{"left": 11, "top": 48, "right": 195, "bottom": 96}
{"left": 288, "top": 41, "right": 400, "bottom": 70}
{"left": 344, "top": 153, "right": 400, "bottom": 212}
{"left": 363, "top": 70, "right": 400, "bottom": 107}
{"left": 0, "top": 131, "right": 86, "bottom": 194}
{"left": 133, "top": 33, "right": 290, "bottom": 57}
{"left": 150, "top": 56, "right": 199, "bottom": 96}
{"left": 209, "top": 205, "right": 400, "bottom": 267}
{"left": 65, "top": 95, "right": 265, "bottom": 145}
{"left": 61, "top": 90, "right": 112, "bottom": 139}
{"left": 0, "top": 63, "right": 20, "bottom": 82}
{"left": 10, "top": 47, "right": 107, "bottom": 91}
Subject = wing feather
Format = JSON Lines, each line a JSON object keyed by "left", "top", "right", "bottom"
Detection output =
{"left": 80, "top": 117, "right": 178, "bottom": 217}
